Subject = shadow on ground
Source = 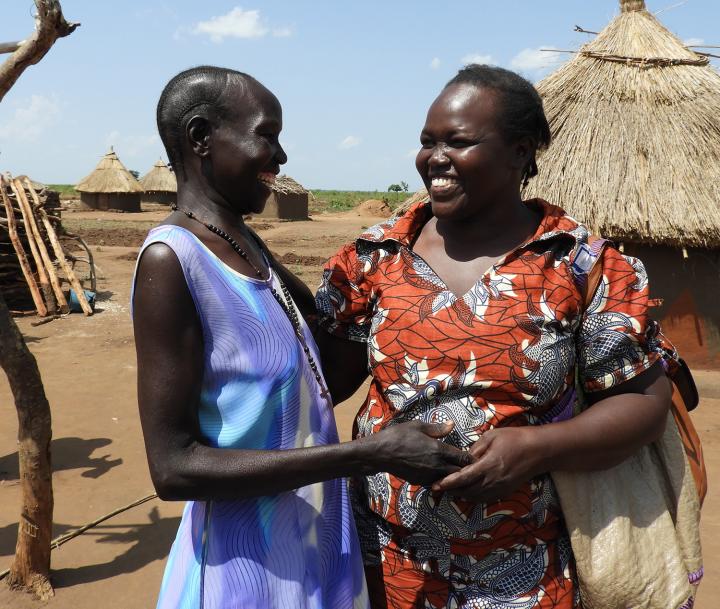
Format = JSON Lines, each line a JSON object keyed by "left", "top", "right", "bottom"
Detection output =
{"left": 52, "top": 506, "right": 178, "bottom": 588}
{"left": 0, "top": 437, "right": 123, "bottom": 481}
{"left": 1, "top": 506, "right": 178, "bottom": 587}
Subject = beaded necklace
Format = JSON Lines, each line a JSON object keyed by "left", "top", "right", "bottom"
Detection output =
{"left": 172, "top": 205, "right": 330, "bottom": 400}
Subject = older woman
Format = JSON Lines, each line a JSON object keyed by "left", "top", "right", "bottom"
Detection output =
{"left": 132, "top": 66, "right": 472, "bottom": 609}
{"left": 316, "top": 65, "right": 671, "bottom": 608}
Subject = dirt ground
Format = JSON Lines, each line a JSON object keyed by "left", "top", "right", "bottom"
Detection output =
{"left": 0, "top": 208, "right": 717, "bottom": 608}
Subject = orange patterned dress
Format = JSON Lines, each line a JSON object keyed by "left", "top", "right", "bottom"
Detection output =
{"left": 316, "top": 199, "right": 659, "bottom": 609}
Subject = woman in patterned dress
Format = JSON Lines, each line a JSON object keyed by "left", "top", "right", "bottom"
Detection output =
{"left": 132, "top": 66, "right": 474, "bottom": 609}
{"left": 315, "top": 65, "right": 673, "bottom": 608}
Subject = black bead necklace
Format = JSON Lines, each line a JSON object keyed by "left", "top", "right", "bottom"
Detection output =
{"left": 173, "top": 205, "right": 330, "bottom": 400}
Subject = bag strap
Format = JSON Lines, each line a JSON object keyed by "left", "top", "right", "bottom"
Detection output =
{"left": 569, "top": 235, "right": 609, "bottom": 308}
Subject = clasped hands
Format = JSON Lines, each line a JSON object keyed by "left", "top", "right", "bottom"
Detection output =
{"left": 431, "top": 423, "right": 542, "bottom": 503}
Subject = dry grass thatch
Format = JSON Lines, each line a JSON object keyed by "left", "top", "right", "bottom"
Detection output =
{"left": 523, "top": 0, "right": 720, "bottom": 248}
{"left": 140, "top": 159, "right": 177, "bottom": 193}
{"left": 270, "top": 175, "right": 307, "bottom": 196}
{"left": 76, "top": 149, "right": 142, "bottom": 194}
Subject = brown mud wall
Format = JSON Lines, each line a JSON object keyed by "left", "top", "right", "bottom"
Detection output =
{"left": 258, "top": 192, "right": 308, "bottom": 220}
{"left": 624, "top": 243, "right": 720, "bottom": 369}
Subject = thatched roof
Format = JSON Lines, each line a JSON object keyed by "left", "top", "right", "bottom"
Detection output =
{"left": 140, "top": 159, "right": 177, "bottom": 193}
{"left": 76, "top": 149, "right": 143, "bottom": 194}
{"left": 523, "top": 0, "right": 720, "bottom": 248}
{"left": 270, "top": 175, "right": 307, "bottom": 196}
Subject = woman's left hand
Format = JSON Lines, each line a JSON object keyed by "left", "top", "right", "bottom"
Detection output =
{"left": 431, "top": 426, "right": 542, "bottom": 503}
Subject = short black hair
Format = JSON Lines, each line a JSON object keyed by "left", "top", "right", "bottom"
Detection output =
{"left": 156, "top": 66, "right": 257, "bottom": 179}
{"left": 446, "top": 64, "right": 551, "bottom": 186}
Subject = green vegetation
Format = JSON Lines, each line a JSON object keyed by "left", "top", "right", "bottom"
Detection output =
{"left": 309, "top": 189, "right": 409, "bottom": 213}
{"left": 47, "top": 184, "right": 78, "bottom": 197}
{"left": 44, "top": 185, "right": 414, "bottom": 213}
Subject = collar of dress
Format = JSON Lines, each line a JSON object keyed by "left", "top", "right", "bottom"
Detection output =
{"left": 356, "top": 198, "right": 589, "bottom": 253}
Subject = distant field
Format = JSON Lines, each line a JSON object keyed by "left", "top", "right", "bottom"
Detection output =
{"left": 46, "top": 185, "right": 411, "bottom": 211}
{"left": 47, "top": 184, "right": 79, "bottom": 199}
{"left": 309, "top": 189, "right": 407, "bottom": 212}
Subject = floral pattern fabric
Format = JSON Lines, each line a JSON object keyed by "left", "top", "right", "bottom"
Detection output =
{"left": 316, "top": 199, "right": 659, "bottom": 609}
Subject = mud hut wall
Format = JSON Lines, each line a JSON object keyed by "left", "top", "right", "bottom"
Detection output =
{"left": 141, "top": 192, "right": 176, "bottom": 206}
{"left": 623, "top": 243, "right": 720, "bottom": 369}
{"left": 80, "top": 192, "right": 141, "bottom": 212}
{"left": 258, "top": 192, "right": 308, "bottom": 220}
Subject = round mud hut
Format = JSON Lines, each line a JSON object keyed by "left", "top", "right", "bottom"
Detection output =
{"left": 76, "top": 149, "right": 143, "bottom": 212}
{"left": 140, "top": 159, "right": 177, "bottom": 206}
{"left": 257, "top": 174, "right": 309, "bottom": 220}
{"left": 523, "top": 0, "right": 720, "bottom": 368}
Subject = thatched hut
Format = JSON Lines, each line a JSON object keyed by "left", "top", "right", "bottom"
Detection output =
{"left": 76, "top": 149, "right": 142, "bottom": 212}
{"left": 522, "top": 0, "right": 720, "bottom": 368}
{"left": 257, "top": 175, "right": 309, "bottom": 220}
{"left": 140, "top": 159, "right": 177, "bottom": 206}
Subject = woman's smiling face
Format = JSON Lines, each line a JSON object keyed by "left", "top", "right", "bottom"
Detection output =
{"left": 416, "top": 83, "right": 528, "bottom": 221}
{"left": 209, "top": 83, "right": 287, "bottom": 214}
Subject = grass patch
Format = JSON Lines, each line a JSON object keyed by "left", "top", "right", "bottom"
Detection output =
{"left": 47, "top": 184, "right": 78, "bottom": 195}
{"left": 309, "top": 190, "right": 407, "bottom": 213}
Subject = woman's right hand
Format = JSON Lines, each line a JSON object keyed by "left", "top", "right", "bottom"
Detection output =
{"left": 363, "top": 421, "right": 474, "bottom": 486}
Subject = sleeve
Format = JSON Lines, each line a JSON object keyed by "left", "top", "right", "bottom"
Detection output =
{"left": 577, "top": 247, "right": 660, "bottom": 393}
{"left": 315, "top": 241, "right": 374, "bottom": 343}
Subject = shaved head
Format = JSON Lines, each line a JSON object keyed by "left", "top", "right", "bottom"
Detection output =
{"left": 156, "top": 66, "right": 268, "bottom": 178}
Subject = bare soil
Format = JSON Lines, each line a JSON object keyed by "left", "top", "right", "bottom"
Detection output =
{"left": 0, "top": 209, "right": 717, "bottom": 608}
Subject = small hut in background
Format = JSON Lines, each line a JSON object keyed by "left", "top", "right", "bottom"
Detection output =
{"left": 140, "top": 159, "right": 177, "bottom": 206}
{"left": 257, "top": 174, "right": 309, "bottom": 220}
{"left": 75, "top": 148, "right": 142, "bottom": 212}
{"left": 523, "top": 0, "right": 720, "bottom": 368}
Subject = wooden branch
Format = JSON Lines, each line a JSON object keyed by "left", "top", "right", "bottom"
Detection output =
{"left": 0, "top": 178, "right": 47, "bottom": 316}
{"left": 9, "top": 180, "right": 57, "bottom": 314}
{"left": 23, "top": 177, "right": 91, "bottom": 315}
{"left": 0, "top": 0, "right": 79, "bottom": 102}
{"left": 13, "top": 180, "right": 68, "bottom": 313}
{"left": 0, "top": 41, "right": 25, "bottom": 55}
{"left": 0, "top": 290, "right": 54, "bottom": 600}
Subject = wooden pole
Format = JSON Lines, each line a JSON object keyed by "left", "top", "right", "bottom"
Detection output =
{"left": 0, "top": 41, "right": 24, "bottom": 55}
{"left": 7, "top": 180, "right": 55, "bottom": 314}
{"left": 12, "top": 179, "right": 69, "bottom": 314}
{"left": 0, "top": 290, "right": 54, "bottom": 600}
{"left": 0, "top": 178, "right": 46, "bottom": 316}
{"left": 23, "top": 177, "right": 92, "bottom": 316}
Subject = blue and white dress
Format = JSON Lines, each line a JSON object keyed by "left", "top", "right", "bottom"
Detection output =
{"left": 132, "top": 225, "right": 369, "bottom": 609}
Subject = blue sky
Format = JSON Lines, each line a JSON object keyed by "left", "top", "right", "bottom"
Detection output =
{"left": 0, "top": 1, "right": 717, "bottom": 190}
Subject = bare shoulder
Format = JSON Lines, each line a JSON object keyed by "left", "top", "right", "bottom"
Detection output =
{"left": 134, "top": 242, "right": 194, "bottom": 321}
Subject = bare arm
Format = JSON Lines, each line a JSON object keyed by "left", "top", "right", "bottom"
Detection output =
{"left": 432, "top": 362, "right": 671, "bottom": 502}
{"left": 133, "top": 244, "right": 471, "bottom": 501}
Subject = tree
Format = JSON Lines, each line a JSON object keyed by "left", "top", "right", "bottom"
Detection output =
{"left": 0, "top": 0, "right": 79, "bottom": 599}
{"left": 387, "top": 184, "right": 402, "bottom": 194}
{"left": 129, "top": 169, "right": 140, "bottom": 180}
{"left": 400, "top": 181, "right": 409, "bottom": 192}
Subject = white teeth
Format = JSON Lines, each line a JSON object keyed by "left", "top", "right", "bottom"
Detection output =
{"left": 431, "top": 177, "right": 457, "bottom": 187}
{"left": 258, "top": 173, "right": 276, "bottom": 186}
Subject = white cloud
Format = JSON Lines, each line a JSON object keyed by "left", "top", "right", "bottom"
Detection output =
{"left": 461, "top": 53, "right": 495, "bottom": 66}
{"left": 0, "top": 94, "right": 60, "bottom": 143}
{"left": 684, "top": 37, "right": 705, "bottom": 47}
{"left": 192, "top": 7, "right": 291, "bottom": 43}
{"left": 338, "top": 135, "right": 361, "bottom": 150}
{"left": 429, "top": 57, "right": 441, "bottom": 70}
{"left": 105, "top": 131, "right": 160, "bottom": 159}
{"left": 510, "top": 47, "right": 565, "bottom": 73}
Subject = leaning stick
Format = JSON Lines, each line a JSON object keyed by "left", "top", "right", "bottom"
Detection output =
{"left": 23, "top": 177, "right": 92, "bottom": 316}
{"left": 12, "top": 179, "right": 68, "bottom": 313}
{"left": 0, "top": 177, "right": 47, "bottom": 316}
{"left": 8, "top": 180, "right": 55, "bottom": 313}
